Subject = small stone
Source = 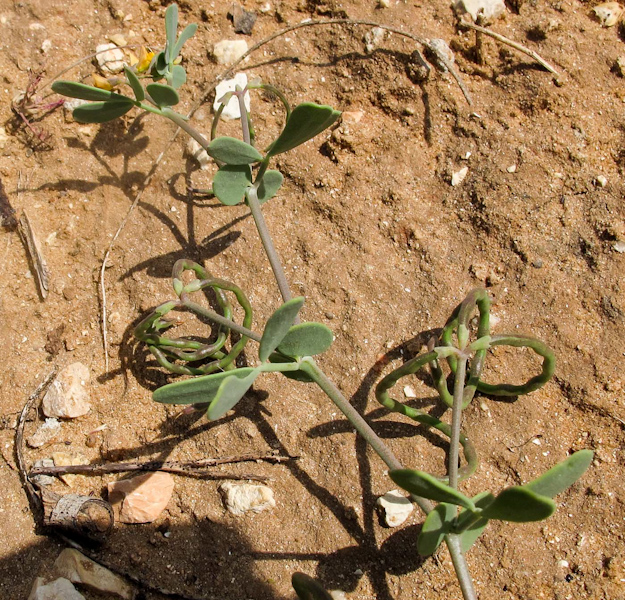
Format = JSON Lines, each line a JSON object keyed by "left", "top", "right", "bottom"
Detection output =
{"left": 28, "top": 577, "right": 85, "bottom": 600}
{"left": 0, "top": 125, "right": 8, "bottom": 149}
{"left": 379, "top": 0, "right": 391, "bottom": 7}
{"left": 219, "top": 482, "right": 276, "bottom": 515}
{"left": 101, "top": 430, "right": 130, "bottom": 460}
{"left": 229, "top": 4, "right": 257, "bottom": 35}
{"left": 532, "top": 258, "right": 544, "bottom": 268}
{"left": 342, "top": 110, "right": 364, "bottom": 124}
{"left": 613, "top": 241, "right": 625, "bottom": 253}
{"left": 557, "top": 559, "right": 570, "bottom": 569}
{"left": 615, "top": 56, "right": 625, "bottom": 77}
{"left": 593, "top": 2, "right": 624, "bottom": 27}
{"left": 63, "top": 286, "right": 77, "bottom": 301}
{"left": 377, "top": 489, "right": 414, "bottom": 527}
{"left": 453, "top": 0, "right": 506, "bottom": 22}
{"left": 403, "top": 385, "right": 417, "bottom": 399}
{"left": 364, "top": 26, "right": 386, "bottom": 53}
{"left": 213, "top": 73, "right": 251, "bottom": 120}
{"left": 52, "top": 452, "right": 88, "bottom": 487}
{"left": 42, "top": 363, "right": 91, "bottom": 419}
{"left": 63, "top": 98, "right": 89, "bottom": 122}
{"left": 507, "top": 164, "right": 517, "bottom": 173}
{"left": 186, "top": 135, "right": 210, "bottom": 169}
{"left": 108, "top": 33, "right": 127, "bottom": 47}
{"left": 451, "top": 166, "right": 469, "bottom": 186}
{"left": 108, "top": 472, "right": 174, "bottom": 523}
{"left": 330, "top": 592, "right": 347, "bottom": 600}
{"left": 31, "top": 459, "right": 56, "bottom": 487}
{"left": 41, "top": 39, "right": 52, "bottom": 53}
{"left": 595, "top": 175, "right": 608, "bottom": 188}
{"left": 27, "top": 418, "right": 61, "bottom": 448}
{"left": 95, "top": 43, "right": 125, "bottom": 74}
{"left": 53, "top": 549, "right": 136, "bottom": 599}
{"left": 212, "top": 39, "right": 248, "bottom": 65}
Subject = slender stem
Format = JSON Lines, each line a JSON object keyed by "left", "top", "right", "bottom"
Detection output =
{"left": 162, "top": 108, "right": 210, "bottom": 151}
{"left": 446, "top": 534, "right": 478, "bottom": 600}
{"left": 449, "top": 355, "right": 468, "bottom": 491}
{"left": 245, "top": 185, "right": 296, "bottom": 312}
{"left": 182, "top": 298, "right": 261, "bottom": 342}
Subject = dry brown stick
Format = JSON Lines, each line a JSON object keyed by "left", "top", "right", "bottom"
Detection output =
{"left": 461, "top": 22, "right": 561, "bottom": 79}
{"left": 29, "top": 453, "right": 296, "bottom": 480}
{"left": 15, "top": 369, "right": 58, "bottom": 513}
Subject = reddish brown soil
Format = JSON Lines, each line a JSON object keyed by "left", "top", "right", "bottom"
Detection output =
{"left": 0, "top": 0, "right": 623, "bottom": 599}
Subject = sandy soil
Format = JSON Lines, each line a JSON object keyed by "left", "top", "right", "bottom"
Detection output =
{"left": 0, "top": 0, "right": 624, "bottom": 598}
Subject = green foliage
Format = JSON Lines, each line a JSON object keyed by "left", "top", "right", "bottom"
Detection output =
{"left": 146, "top": 83, "right": 180, "bottom": 108}
{"left": 124, "top": 67, "right": 145, "bottom": 101}
{"left": 291, "top": 573, "right": 333, "bottom": 600}
{"left": 51, "top": 80, "right": 123, "bottom": 101}
{"left": 418, "top": 503, "right": 456, "bottom": 556}
{"left": 257, "top": 170, "right": 284, "bottom": 204}
{"left": 206, "top": 367, "right": 262, "bottom": 420}
{"left": 72, "top": 99, "right": 135, "bottom": 123}
{"left": 208, "top": 137, "right": 263, "bottom": 165}
{"left": 213, "top": 165, "right": 252, "bottom": 205}
{"left": 277, "top": 322, "right": 334, "bottom": 358}
{"left": 480, "top": 487, "right": 556, "bottom": 522}
{"left": 389, "top": 470, "right": 476, "bottom": 511}
{"left": 265, "top": 103, "right": 341, "bottom": 157}
{"left": 259, "top": 297, "right": 305, "bottom": 362}
{"left": 524, "top": 450, "right": 593, "bottom": 498}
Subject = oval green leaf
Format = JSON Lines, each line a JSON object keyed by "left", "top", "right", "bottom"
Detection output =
{"left": 208, "top": 137, "right": 263, "bottom": 165}
{"left": 72, "top": 99, "right": 134, "bottom": 123}
{"left": 418, "top": 502, "right": 456, "bottom": 556}
{"left": 164, "top": 3, "right": 179, "bottom": 62}
{"left": 389, "top": 469, "right": 476, "bottom": 511}
{"left": 265, "top": 103, "right": 341, "bottom": 158}
{"left": 277, "top": 322, "right": 334, "bottom": 358}
{"left": 456, "top": 491, "right": 494, "bottom": 553}
{"left": 207, "top": 367, "right": 261, "bottom": 421}
{"left": 481, "top": 487, "right": 556, "bottom": 523}
{"left": 153, "top": 367, "right": 257, "bottom": 405}
{"left": 171, "top": 64, "right": 187, "bottom": 90}
{"left": 292, "top": 573, "right": 333, "bottom": 600}
{"left": 524, "top": 449, "right": 593, "bottom": 499}
{"left": 173, "top": 23, "right": 198, "bottom": 61}
{"left": 151, "top": 51, "right": 168, "bottom": 78}
{"left": 257, "top": 170, "right": 284, "bottom": 204}
{"left": 147, "top": 83, "right": 180, "bottom": 107}
{"left": 124, "top": 66, "right": 145, "bottom": 101}
{"left": 259, "top": 297, "right": 305, "bottom": 362}
{"left": 52, "top": 80, "right": 125, "bottom": 102}
{"left": 213, "top": 164, "right": 252, "bottom": 206}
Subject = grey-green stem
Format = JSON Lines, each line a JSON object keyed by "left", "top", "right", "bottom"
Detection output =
{"left": 449, "top": 354, "right": 468, "bottom": 490}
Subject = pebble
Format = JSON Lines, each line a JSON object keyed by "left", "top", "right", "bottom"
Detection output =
{"left": 27, "top": 418, "right": 61, "bottom": 448}
{"left": 28, "top": 577, "right": 85, "bottom": 600}
{"left": 451, "top": 166, "right": 469, "bottom": 186}
{"left": 108, "top": 472, "right": 174, "bottom": 523}
{"left": 614, "top": 241, "right": 625, "bottom": 253}
{"left": 101, "top": 429, "right": 129, "bottom": 460}
{"left": 52, "top": 452, "right": 88, "bottom": 487}
{"left": 41, "top": 39, "right": 52, "bottom": 53}
{"left": 212, "top": 39, "right": 248, "bottom": 65}
{"left": 376, "top": 489, "right": 414, "bottom": 527}
{"left": 95, "top": 43, "right": 125, "bottom": 74}
{"left": 108, "top": 33, "right": 127, "bottom": 47}
{"left": 507, "top": 164, "right": 517, "bottom": 173}
{"left": 31, "top": 459, "right": 56, "bottom": 487}
{"left": 595, "top": 175, "right": 607, "bottom": 188}
{"left": 219, "top": 482, "right": 276, "bottom": 515}
{"left": 330, "top": 592, "right": 347, "bottom": 600}
{"left": 341, "top": 110, "right": 364, "bottom": 124}
{"left": 213, "top": 73, "right": 251, "bottom": 121}
{"left": 63, "top": 99, "right": 89, "bottom": 122}
{"left": 364, "top": 27, "right": 386, "bottom": 53}
{"left": 378, "top": 0, "right": 391, "bottom": 7}
{"left": 593, "top": 2, "right": 623, "bottom": 27}
{"left": 0, "top": 125, "right": 8, "bottom": 149}
{"left": 403, "top": 385, "right": 417, "bottom": 399}
{"left": 42, "top": 363, "right": 91, "bottom": 419}
{"left": 615, "top": 56, "right": 625, "bottom": 77}
{"left": 53, "top": 549, "right": 135, "bottom": 599}
{"left": 453, "top": 0, "right": 506, "bottom": 22}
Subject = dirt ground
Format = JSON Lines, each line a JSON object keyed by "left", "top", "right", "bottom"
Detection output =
{"left": 0, "top": 0, "right": 624, "bottom": 598}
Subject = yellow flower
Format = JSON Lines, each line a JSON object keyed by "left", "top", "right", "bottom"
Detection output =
{"left": 92, "top": 73, "right": 113, "bottom": 91}
{"left": 136, "top": 46, "right": 155, "bottom": 73}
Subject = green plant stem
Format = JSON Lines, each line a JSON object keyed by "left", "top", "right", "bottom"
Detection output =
{"left": 446, "top": 533, "right": 478, "bottom": 599}
{"left": 182, "top": 299, "right": 261, "bottom": 342}
{"left": 449, "top": 355, "right": 468, "bottom": 491}
{"left": 162, "top": 108, "right": 209, "bottom": 151}
{"left": 245, "top": 185, "right": 297, "bottom": 312}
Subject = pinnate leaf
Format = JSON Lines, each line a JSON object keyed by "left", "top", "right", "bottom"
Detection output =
{"left": 265, "top": 103, "right": 341, "bottom": 158}
{"left": 208, "top": 137, "right": 263, "bottom": 165}
{"left": 72, "top": 99, "right": 134, "bottom": 123}
{"left": 389, "top": 469, "right": 476, "bottom": 511}
{"left": 213, "top": 165, "right": 252, "bottom": 206}
{"left": 524, "top": 450, "right": 593, "bottom": 499}
{"left": 52, "top": 80, "right": 126, "bottom": 102}
{"left": 153, "top": 368, "right": 257, "bottom": 405}
{"left": 277, "top": 322, "right": 333, "bottom": 358}
{"left": 147, "top": 83, "right": 180, "bottom": 107}
{"left": 257, "top": 170, "right": 284, "bottom": 204}
{"left": 207, "top": 367, "right": 261, "bottom": 420}
{"left": 418, "top": 502, "right": 456, "bottom": 556}
{"left": 481, "top": 487, "right": 556, "bottom": 523}
{"left": 259, "top": 297, "right": 305, "bottom": 362}
{"left": 292, "top": 573, "right": 333, "bottom": 600}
